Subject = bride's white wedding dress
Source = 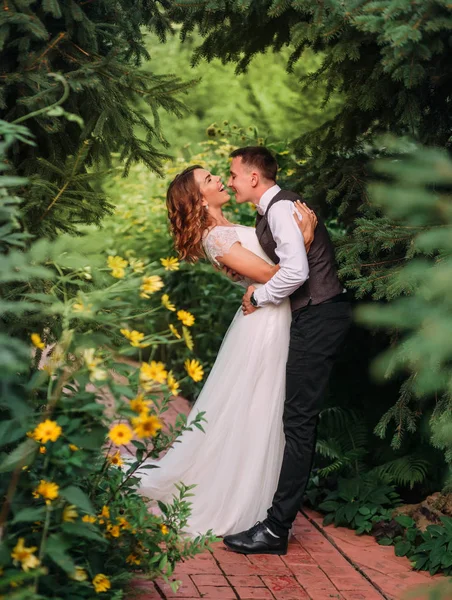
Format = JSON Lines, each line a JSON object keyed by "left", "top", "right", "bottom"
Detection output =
{"left": 137, "top": 225, "right": 291, "bottom": 536}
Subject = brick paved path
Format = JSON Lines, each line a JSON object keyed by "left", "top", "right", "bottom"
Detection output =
{"left": 128, "top": 509, "right": 442, "bottom": 600}
{"left": 124, "top": 397, "right": 446, "bottom": 600}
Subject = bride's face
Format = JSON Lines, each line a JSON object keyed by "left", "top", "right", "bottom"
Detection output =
{"left": 194, "top": 168, "right": 230, "bottom": 208}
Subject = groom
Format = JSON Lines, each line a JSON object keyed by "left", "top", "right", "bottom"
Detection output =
{"left": 223, "top": 146, "right": 351, "bottom": 555}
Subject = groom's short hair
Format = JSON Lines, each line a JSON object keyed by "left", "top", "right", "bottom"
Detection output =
{"left": 230, "top": 146, "right": 278, "bottom": 182}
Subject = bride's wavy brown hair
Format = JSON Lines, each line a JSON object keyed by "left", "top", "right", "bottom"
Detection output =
{"left": 166, "top": 165, "right": 210, "bottom": 263}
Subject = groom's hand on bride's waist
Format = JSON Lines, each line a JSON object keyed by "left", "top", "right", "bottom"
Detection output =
{"left": 242, "top": 285, "right": 258, "bottom": 315}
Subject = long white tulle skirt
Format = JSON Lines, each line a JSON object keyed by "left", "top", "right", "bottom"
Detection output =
{"left": 137, "top": 298, "right": 291, "bottom": 537}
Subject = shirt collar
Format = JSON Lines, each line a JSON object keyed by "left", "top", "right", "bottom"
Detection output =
{"left": 256, "top": 184, "right": 281, "bottom": 215}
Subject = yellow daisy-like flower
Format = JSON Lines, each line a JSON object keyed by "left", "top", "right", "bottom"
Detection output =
{"left": 182, "top": 326, "right": 194, "bottom": 351}
{"left": 140, "top": 361, "right": 168, "bottom": 386}
{"left": 132, "top": 414, "right": 163, "bottom": 439}
{"left": 129, "top": 257, "right": 145, "bottom": 273}
{"left": 160, "top": 524, "right": 169, "bottom": 535}
{"left": 126, "top": 553, "right": 141, "bottom": 565}
{"left": 63, "top": 505, "right": 78, "bottom": 522}
{"left": 117, "top": 516, "right": 130, "bottom": 530}
{"left": 31, "top": 333, "right": 45, "bottom": 350}
{"left": 140, "top": 275, "right": 164, "bottom": 298}
{"left": 33, "top": 480, "right": 59, "bottom": 503}
{"left": 185, "top": 359, "right": 204, "bottom": 382}
{"left": 33, "top": 420, "right": 62, "bottom": 444}
{"left": 161, "top": 293, "right": 176, "bottom": 311}
{"left": 177, "top": 310, "right": 195, "bottom": 327}
{"left": 82, "top": 515, "right": 96, "bottom": 524}
{"left": 169, "top": 324, "right": 181, "bottom": 339}
{"left": 130, "top": 393, "right": 152, "bottom": 415}
{"left": 93, "top": 573, "right": 111, "bottom": 593}
{"left": 107, "top": 255, "right": 128, "bottom": 279}
{"left": 39, "top": 446, "right": 46, "bottom": 454}
{"left": 107, "top": 523, "right": 120, "bottom": 538}
{"left": 167, "top": 371, "right": 180, "bottom": 397}
{"left": 108, "top": 423, "right": 133, "bottom": 445}
{"left": 160, "top": 256, "right": 180, "bottom": 271}
{"left": 83, "top": 348, "right": 108, "bottom": 382}
{"left": 119, "top": 328, "right": 148, "bottom": 348}
{"left": 70, "top": 567, "right": 88, "bottom": 581}
{"left": 108, "top": 451, "right": 123, "bottom": 467}
{"left": 69, "top": 444, "right": 79, "bottom": 451}
{"left": 11, "top": 538, "right": 40, "bottom": 572}
{"left": 73, "top": 301, "right": 93, "bottom": 314}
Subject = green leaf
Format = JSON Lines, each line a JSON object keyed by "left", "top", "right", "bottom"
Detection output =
{"left": 60, "top": 486, "right": 94, "bottom": 514}
{"left": 394, "top": 541, "right": 412, "bottom": 557}
{"left": 45, "top": 534, "right": 76, "bottom": 574}
{"left": 0, "top": 420, "right": 27, "bottom": 448}
{"left": 12, "top": 506, "right": 46, "bottom": 523}
{"left": 61, "top": 522, "right": 107, "bottom": 544}
{"left": 67, "top": 425, "right": 107, "bottom": 449}
{"left": 0, "top": 438, "right": 37, "bottom": 472}
{"left": 395, "top": 515, "right": 416, "bottom": 529}
{"left": 378, "top": 537, "right": 394, "bottom": 546}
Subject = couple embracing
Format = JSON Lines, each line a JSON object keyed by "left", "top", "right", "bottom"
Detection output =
{"left": 138, "top": 146, "right": 351, "bottom": 556}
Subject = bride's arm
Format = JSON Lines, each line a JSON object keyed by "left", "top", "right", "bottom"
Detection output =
{"left": 216, "top": 243, "right": 279, "bottom": 284}
{"left": 216, "top": 205, "right": 318, "bottom": 283}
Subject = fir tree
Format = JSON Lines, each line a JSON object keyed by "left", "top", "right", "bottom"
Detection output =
{"left": 1, "top": 0, "right": 194, "bottom": 237}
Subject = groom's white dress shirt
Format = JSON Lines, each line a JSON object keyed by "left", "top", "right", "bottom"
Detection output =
{"left": 252, "top": 185, "right": 310, "bottom": 307}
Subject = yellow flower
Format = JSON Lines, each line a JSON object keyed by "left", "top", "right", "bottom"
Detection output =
{"left": 140, "top": 361, "right": 168, "bottom": 386}
{"left": 83, "top": 349, "right": 108, "bottom": 382}
{"left": 31, "top": 333, "right": 45, "bottom": 350}
{"left": 182, "top": 326, "right": 194, "bottom": 351}
{"left": 107, "top": 255, "right": 128, "bottom": 279}
{"left": 129, "top": 258, "right": 145, "bottom": 273}
{"left": 167, "top": 371, "right": 180, "bottom": 397}
{"left": 117, "top": 516, "right": 130, "bottom": 530}
{"left": 107, "top": 523, "right": 120, "bottom": 538}
{"left": 126, "top": 553, "right": 141, "bottom": 565}
{"left": 132, "top": 414, "right": 163, "bottom": 438}
{"left": 39, "top": 446, "right": 46, "bottom": 454}
{"left": 177, "top": 310, "right": 195, "bottom": 327}
{"left": 11, "top": 538, "right": 40, "bottom": 572}
{"left": 82, "top": 515, "right": 96, "bottom": 524}
{"left": 160, "top": 256, "right": 180, "bottom": 271}
{"left": 169, "top": 324, "right": 181, "bottom": 339}
{"left": 33, "top": 420, "right": 62, "bottom": 444}
{"left": 33, "top": 480, "right": 59, "bottom": 503}
{"left": 140, "top": 275, "right": 164, "bottom": 298}
{"left": 161, "top": 293, "right": 176, "bottom": 311}
{"left": 160, "top": 524, "right": 169, "bottom": 535}
{"left": 100, "top": 505, "right": 110, "bottom": 519}
{"left": 108, "top": 451, "right": 123, "bottom": 467}
{"left": 120, "top": 328, "right": 148, "bottom": 348}
{"left": 69, "top": 444, "right": 79, "bottom": 451}
{"left": 63, "top": 505, "right": 78, "bottom": 523}
{"left": 185, "top": 359, "right": 204, "bottom": 382}
{"left": 108, "top": 424, "right": 133, "bottom": 445}
{"left": 70, "top": 567, "right": 88, "bottom": 581}
{"left": 93, "top": 573, "right": 111, "bottom": 593}
{"left": 73, "top": 301, "right": 93, "bottom": 314}
{"left": 130, "top": 393, "right": 152, "bottom": 415}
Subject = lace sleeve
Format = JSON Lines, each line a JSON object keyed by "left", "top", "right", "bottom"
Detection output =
{"left": 203, "top": 227, "right": 241, "bottom": 268}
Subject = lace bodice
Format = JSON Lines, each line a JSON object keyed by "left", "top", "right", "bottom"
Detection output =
{"left": 202, "top": 225, "right": 274, "bottom": 288}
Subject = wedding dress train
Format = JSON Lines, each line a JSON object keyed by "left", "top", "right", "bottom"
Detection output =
{"left": 137, "top": 225, "right": 291, "bottom": 536}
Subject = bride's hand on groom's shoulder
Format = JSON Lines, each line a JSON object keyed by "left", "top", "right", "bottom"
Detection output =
{"left": 294, "top": 200, "right": 317, "bottom": 253}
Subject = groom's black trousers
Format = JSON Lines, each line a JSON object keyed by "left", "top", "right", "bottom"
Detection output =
{"left": 265, "top": 298, "right": 352, "bottom": 537}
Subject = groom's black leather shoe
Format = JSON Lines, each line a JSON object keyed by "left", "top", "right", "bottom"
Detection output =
{"left": 223, "top": 522, "right": 288, "bottom": 555}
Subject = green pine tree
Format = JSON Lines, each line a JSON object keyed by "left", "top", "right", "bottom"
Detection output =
{"left": 1, "top": 0, "right": 194, "bottom": 238}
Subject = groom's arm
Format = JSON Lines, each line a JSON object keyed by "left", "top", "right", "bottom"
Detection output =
{"left": 252, "top": 201, "right": 309, "bottom": 307}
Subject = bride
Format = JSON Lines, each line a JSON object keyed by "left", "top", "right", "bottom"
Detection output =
{"left": 137, "top": 165, "right": 317, "bottom": 537}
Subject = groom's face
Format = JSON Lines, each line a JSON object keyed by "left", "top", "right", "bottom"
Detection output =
{"left": 228, "top": 157, "right": 256, "bottom": 204}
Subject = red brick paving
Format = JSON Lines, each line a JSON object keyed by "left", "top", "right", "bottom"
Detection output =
{"left": 125, "top": 397, "right": 448, "bottom": 600}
